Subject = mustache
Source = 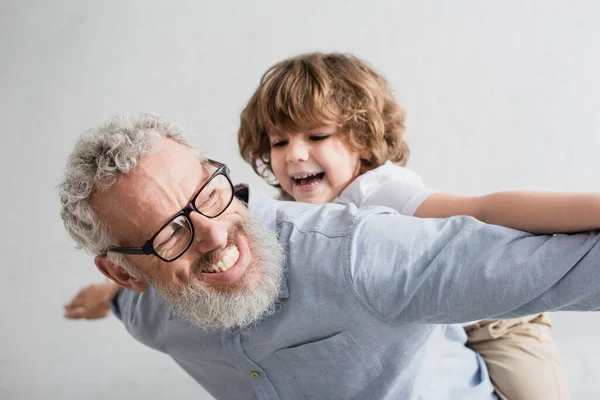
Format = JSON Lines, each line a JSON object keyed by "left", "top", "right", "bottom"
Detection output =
{"left": 191, "top": 221, "right": 244, "bottom": 273}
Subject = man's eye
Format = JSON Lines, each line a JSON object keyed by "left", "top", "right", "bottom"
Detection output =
{"left": 271, "top": 140, "right": 288, "bottom": 148}
{"left": 197, "top": 188, "right": 218, "bottom": 208}
{"left": 309, "top": 135, "right": 329, "bottom": 142}
{"left": 157, "top": 224, "right": 186, "bottom": 250}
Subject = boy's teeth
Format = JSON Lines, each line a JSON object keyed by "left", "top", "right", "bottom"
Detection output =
{"left": 294, "top": 172, "right": 324, "bottom": 186}
{"left": 294, "top": 172, "right": 318, "bottom": 179}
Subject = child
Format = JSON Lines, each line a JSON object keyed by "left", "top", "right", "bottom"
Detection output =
{"left": 237, "top": 52, "right": 590, "bottom": 400}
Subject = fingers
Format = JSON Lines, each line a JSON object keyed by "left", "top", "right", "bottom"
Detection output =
{"left": 64, "top": 295, "right": 86, "bottom": 309}
{"left": 64, "top": 307, "right": 86, "bottom": 319}
{"left": 64, "top": 306, "right": 111, "bottom": 319}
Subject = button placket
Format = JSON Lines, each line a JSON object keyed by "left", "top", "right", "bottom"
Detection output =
{"left": 221, "top": 330, "right": 280, "bottom": 399}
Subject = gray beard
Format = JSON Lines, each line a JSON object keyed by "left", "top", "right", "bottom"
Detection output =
{"left": 149, "top": 216, "right": 285, "bottom": 331}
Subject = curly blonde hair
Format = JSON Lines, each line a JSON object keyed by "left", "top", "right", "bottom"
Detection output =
{"left": 238, "top": 52, "right": 409, "bottom": 192}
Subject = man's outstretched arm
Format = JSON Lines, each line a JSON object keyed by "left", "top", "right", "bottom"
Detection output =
{"left": 348, "top": 213, "right": 600, "bottom": 324}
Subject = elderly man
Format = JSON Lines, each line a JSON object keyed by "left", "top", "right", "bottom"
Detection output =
{"left": 60, "top": 114, "right": 600, "bottom": 400}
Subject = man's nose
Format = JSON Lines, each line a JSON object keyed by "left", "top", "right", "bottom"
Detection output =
{"left": 189, "top": 212, "right": 229, "bottom": 254}
{"left": 286, "top": 142, "right": 309, "bottom": 163}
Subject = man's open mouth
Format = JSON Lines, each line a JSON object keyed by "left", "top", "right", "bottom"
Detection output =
{"left": 200, "top": 245, "right": 240, "bottom": 273}
{"left": 293, "top": 172, "right": 325, "bottom": 187}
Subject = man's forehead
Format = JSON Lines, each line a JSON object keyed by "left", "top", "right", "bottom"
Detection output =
{"left": 121, "top": 139, "right": 205, "bottom": 193}
{"left": 93, "top": 138, "right": 209, "bottom": 244}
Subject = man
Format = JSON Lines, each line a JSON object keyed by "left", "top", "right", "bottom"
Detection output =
{"left": 60, "top": 114, "right": 600, "bottom": 399}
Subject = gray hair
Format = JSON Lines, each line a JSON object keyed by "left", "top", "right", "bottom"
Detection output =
{"left": 59, "top": 114, "right": 199, "bottom": 268}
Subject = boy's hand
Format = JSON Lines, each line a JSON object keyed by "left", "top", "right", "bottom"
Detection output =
{"left": 64, "top": 280, "right": 119, "bottom": 320}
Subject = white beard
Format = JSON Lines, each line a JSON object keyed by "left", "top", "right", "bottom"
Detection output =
{"left": 149, "top": 216, "right": 285, "bottom": 331}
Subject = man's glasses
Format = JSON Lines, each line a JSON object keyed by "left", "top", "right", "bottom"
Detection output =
{"left": 108, "top": 159, "right": 234, "bottom": 262}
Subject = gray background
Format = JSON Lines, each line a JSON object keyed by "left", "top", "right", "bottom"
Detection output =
{"left": 2, "top": 1, "right": 600, "bottom": 399}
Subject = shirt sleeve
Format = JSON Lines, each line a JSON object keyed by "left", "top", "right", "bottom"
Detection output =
{"left": 109, "top": 288, "right": 125, "bottom": 321}
{"left": 347, "top": 211, "right": 600, "bottom": 324}
{"left": 336, "top": 162, "right": 436, "bottom": 216}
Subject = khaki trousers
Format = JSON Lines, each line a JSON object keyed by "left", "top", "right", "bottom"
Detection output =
{"left": 465, "top": 313, "right": 570, "bottom": 400}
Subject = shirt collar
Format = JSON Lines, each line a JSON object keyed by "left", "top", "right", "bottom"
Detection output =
{"left": 244, "top": 184, "right": 279, "bottom": 234}
{"left": 244, "top": 184, "right": 288, "bottom": 299}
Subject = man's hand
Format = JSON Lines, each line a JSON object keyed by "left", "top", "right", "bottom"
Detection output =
{"left": 64, "top": 280, "right": 120, "bottom": 320}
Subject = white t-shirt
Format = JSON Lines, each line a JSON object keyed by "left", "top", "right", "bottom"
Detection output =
{"left": 336, "top": 161, "right": 436, "bottom": 216}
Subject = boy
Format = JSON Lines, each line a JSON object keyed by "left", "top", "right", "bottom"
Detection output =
{"left": 237, "top": 52, "right": 590, "bottom": 400}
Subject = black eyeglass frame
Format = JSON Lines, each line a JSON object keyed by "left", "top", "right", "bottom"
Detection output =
{"left": 108, "top": 159, "right": 234, "bottom": 262}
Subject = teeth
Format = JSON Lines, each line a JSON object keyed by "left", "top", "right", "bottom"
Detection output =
{"left": 291, "top": 172, "right": 321, "bottom": 179}
{"left": 206, "top": 245, "right": 239, "bottom": 273}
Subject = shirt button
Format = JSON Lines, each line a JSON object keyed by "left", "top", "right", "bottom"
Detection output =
{"left": 249, "top": 371, "right": 260, "bottom": 379}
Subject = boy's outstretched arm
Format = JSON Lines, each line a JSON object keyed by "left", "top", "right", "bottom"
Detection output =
{"left": 415, "top": 191, "right": 600, "bottom": 234}
{"left": 64, "top": 279, "right": 120, "bottom": 319}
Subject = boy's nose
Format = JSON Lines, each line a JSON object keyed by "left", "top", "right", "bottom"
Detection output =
{"left": 286, "top": 143, "right": 309, "bottom": 163}
{"left": 189, "top": 212, "right": 229, "bottom": 254}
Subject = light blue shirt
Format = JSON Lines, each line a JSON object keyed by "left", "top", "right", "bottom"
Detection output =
{"left": 112, "top": 186, "right": 600, "bottom": 399}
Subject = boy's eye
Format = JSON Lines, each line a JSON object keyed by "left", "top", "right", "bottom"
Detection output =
{"left": 271, "top": 140, "right": 288, "bottom": 148}
{"left": 309, "top": 135, "right": 329, "bottom": 142}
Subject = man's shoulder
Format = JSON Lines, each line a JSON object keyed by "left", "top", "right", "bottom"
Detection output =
{"left": 113, "top": 287, "right": 174, "bottom": 350}
{"left": 277, "top": 199, "right": 409, "bottom": 241}
{"left": 245, "top": 184, "right": 393, "bottom": 237}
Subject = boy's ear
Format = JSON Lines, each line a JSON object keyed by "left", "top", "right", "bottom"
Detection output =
{"left": 359, "top": 149, "right": 371, "bottom": 161}
{"left": 94, "top": 255, "right": 147, "bottom": 293}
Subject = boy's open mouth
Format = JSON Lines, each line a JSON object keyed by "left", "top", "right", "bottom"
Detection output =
{"left": 293, "top": 172, "right": 325, "bottom": 187}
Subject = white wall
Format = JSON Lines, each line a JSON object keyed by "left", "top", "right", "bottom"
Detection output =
{"left": 2, "top": 1, "right": 600, "bottom": 399}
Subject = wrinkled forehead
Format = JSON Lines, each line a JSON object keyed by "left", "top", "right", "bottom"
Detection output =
{"left": 93, "top": 139, "right": 208, "bottom": 245}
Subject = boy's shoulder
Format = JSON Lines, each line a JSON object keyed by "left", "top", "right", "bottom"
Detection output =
{"left": 357, "top": 161, "right": 426, "bottom": 188}
{"left": 335, "top": 162, "right": 432, "bottom": 215}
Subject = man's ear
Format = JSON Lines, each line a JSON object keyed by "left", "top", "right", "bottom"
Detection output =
{"left": 94, "top": 255, "right": 147, "bottom": 293}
